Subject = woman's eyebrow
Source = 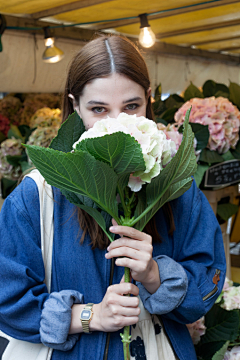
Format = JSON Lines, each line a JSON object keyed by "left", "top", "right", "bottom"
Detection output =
{"left": 87, "top": 100, "right": 109, "bottom": 105}
{"left": 123, "top": 97, "right": 142, "bottom": 104}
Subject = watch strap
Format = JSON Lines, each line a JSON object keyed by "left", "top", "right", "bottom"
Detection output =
{"left": 81, "top": 303, "right": 94, "bottom": 333}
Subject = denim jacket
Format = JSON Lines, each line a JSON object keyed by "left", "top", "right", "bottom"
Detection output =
{"left": 0, "top": 177, "right": 226, "bottom": 360}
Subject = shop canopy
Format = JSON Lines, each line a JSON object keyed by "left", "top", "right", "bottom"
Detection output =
{"left": 1, "top": 0, "right": 240, "bottom": 93}
{"left": 1, "top": 0, "right": 240, "bottom": 63}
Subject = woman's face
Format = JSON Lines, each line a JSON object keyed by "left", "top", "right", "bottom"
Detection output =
{"left": 74, "top": 73, "right": 150, "bottom": 130}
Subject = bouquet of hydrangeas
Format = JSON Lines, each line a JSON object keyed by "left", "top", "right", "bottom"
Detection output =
{"left": 152, "top": 80, "right": 240, "bottom": 191}
{"left": 25, "top": 109, "right": 197, "bottom": 360}
{"left": 189, "top": 278, "right": 240, "bottom": 360}
{"left": 174, "top": 97, "right": 240, "bottom": 155}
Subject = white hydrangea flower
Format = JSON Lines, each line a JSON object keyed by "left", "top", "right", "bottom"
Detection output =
{"left": 73, "top": 113, "right": 177, "bottom": 192}
{"left": 221, "top": 286, "right": 240, "bottom": 311}
{"left": 224, "top": 346, "right": 240, "bottom": 360}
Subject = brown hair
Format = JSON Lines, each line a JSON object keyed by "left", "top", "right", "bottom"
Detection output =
{"left": 62, "top": 34, "right": 175, "bottom": 249}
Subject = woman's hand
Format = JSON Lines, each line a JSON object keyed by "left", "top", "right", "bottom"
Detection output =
{"left": 105, "top": 221, "right": 161, "bottom": 294}
{"left": 92, "top": 280, "right": 140, "bottom": 332}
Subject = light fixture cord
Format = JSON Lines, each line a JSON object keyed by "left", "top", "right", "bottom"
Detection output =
{"left": 32, "top": 34, "right": 38, "bottom": 84}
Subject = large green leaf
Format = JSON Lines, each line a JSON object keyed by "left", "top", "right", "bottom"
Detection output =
{"left": 50, "top": 111, "right": 86, "bottom": 152}
{"left": 229, "top": 82, "right": 240, "bottom": 109}
{"left": 212, "top": 341, "right": 230, "bottom": 360}
{"left": 179, "top": 123, "right": 210, "bottom": 150}
{"left": 78, "top": 205, "right": 114, "bottom": 242}
{"left": 6, "top": 154, "right": 27, "bottom": 167}
{"left": 76, "top": 132, "right": 146, "bottom": 175}
{"left": 152, "top": 100, "right": 166, "bottom": 116}
{"left": 154, "top": 83, "right": 162, "bottom": 101}
{"left": 134, "top": 178, "right": 193, "bottom": 231}
{"left": 201, "top": 305, "right": 239, "bottom": 344}
{"left": 61, "top": 188, "right": 114, "bottom": 242}
{"left": 190, "top": 123, "right": 210, "bottom": 151}
{"left": 231, "top": 138, "right": 240, "bottom": 159}
{"left": 215, "top": 91, "right": 229, "bottom": 99}
{"left": 196, "top": 340, "right": 227, "bottom": 360}
{"left": 7, "top": 125, "right": 24, "bottom": 142}
{"left": 221, "top": 150, "right": 235, "bottom": 162}
{"left": 0, "top": 130, "right": 6, "bottom": 143}
{"left": 155, "top": 118, "right": 168, "bottom": 126}
{"left": 20, "top": 161, "right": 32, "bottom": 173}
{"left": 184, "top": 82, "right": 204, "bottom": 102}
{"left": 200, "top": 149, "right": 224, "bottom": 164}
{"left": 164, "top": 94, "right": 184, "bottom": 109}
{"left": 194, "top": 164, "right": 209, "bottom": 187}
{"left": 202, "top": 80, "right": 229, "bottom": 98}
{"left": 1, "top": 178, "right": 17, "bottom": 199}
{"left": 160, "top": 106, "right": 179, "bottom": 123}
{"left": 61, "top": 188, "right": 98, "bottom": 209}
{"left": 25, "top": 145, "right": 119, "bottom": 221}
{"left": 133, "top": 108, "right": 197, "bottom": 230}
{"left": 217, "top": 203, "right": 239, "bottom": 221}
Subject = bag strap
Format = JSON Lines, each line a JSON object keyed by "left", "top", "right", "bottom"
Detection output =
{"left": 25, "top": 169, "right": 54, "bottom": 293}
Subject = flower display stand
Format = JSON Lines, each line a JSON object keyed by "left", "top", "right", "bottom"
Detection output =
{"left": 202, "top": 185, "right": 239, "bottom": 280}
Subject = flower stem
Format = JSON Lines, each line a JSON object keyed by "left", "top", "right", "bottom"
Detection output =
{"left": 120, "top": 191, "right": 134, "bottom": 360}
{"left": 120, "top": 266, "right": 131, "bottom": 360}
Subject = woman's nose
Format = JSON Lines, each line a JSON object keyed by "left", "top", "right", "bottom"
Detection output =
{"left": 109, "top": 110, "right": 122, "bottom": 119}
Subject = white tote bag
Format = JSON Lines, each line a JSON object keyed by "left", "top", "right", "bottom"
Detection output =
{"left": 131, "top": 296, "right": 177, "bottom": 360}
{"left": 1, "top": 170, "right": 54, "bottom": 360}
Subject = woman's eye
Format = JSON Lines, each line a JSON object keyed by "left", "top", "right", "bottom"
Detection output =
{"left": 125, "top": 104, "right": 139, "bottom": 110}
{"left": 92, "top": 107, "right": 106, "bottom": 114}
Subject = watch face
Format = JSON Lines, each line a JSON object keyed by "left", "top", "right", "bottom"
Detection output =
{"left": 81, "top": 309, "right": 91, "bottom": 320}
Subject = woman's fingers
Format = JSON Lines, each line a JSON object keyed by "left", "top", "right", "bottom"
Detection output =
{"left": 112, "top": 218, "right": 118, "bottom": 227}
{"left": 108, "top": 282, "right": 139, "bottom": 297}
{"left": 97, "top": 282, "right": 140, "bottom": 332}
{"left": 108, "top": 304, "right": 140, "bottom": 317}
{"left": 109, "top": 225, "right": 152, "bottom": 243}
{"left": 106, "top": 239, "right": 152, "bottom": 255}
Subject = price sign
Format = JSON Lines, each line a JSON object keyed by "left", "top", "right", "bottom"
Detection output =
{"left": 204, "top": 160, "right": 240, "bottom": 187}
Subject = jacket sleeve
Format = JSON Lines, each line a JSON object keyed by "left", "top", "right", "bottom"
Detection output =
{"left": 0, "top": 178, "right": 83, "bottom": 350}
{"left": 140, "top": 179, "right": 226, "bottom": 324}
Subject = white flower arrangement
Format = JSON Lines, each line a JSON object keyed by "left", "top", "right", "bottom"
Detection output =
{"left": 73, "top": 113, "right": 176, "bottom": 192}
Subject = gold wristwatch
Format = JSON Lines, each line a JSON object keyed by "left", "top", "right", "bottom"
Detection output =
{"left": 80, "top": 303, "right": 94, "bottom": 333}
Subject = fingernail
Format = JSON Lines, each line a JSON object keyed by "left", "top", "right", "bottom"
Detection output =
{"left": 107, "top": 246, "right": 110, "bottom": 251}
{"left": 109, "top": 226, "right": 117, "bottom": 232}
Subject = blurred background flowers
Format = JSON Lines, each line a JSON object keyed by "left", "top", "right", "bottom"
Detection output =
{"left": 189, "top": 278, "right": 240, "bottom": 360}
{"left": 0, "top": 93, "right": 61, "bottom": 198}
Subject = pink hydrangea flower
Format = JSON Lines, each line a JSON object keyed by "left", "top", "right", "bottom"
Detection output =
{"left": 0, "top": 138, "right": 23, "bottom": 180}
{"left": 186, "top": 317, "right": 206, "bottom": 344}
{"left": 174, "top": 97, "right": 240, "bottom": 154}
{"left": 157, "top": 123, "right": 201, "bottom": 160}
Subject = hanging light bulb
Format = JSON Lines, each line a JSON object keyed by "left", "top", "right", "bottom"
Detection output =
{"left": 42, "top": 27, "right": 64, "bottom": 63}
{"left": 138, "top": 13, "right": 156, "bottom": 48}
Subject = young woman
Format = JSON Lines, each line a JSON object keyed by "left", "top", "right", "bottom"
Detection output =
{"left": 0, "top": 35, "right": 226, "bottom": 360}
